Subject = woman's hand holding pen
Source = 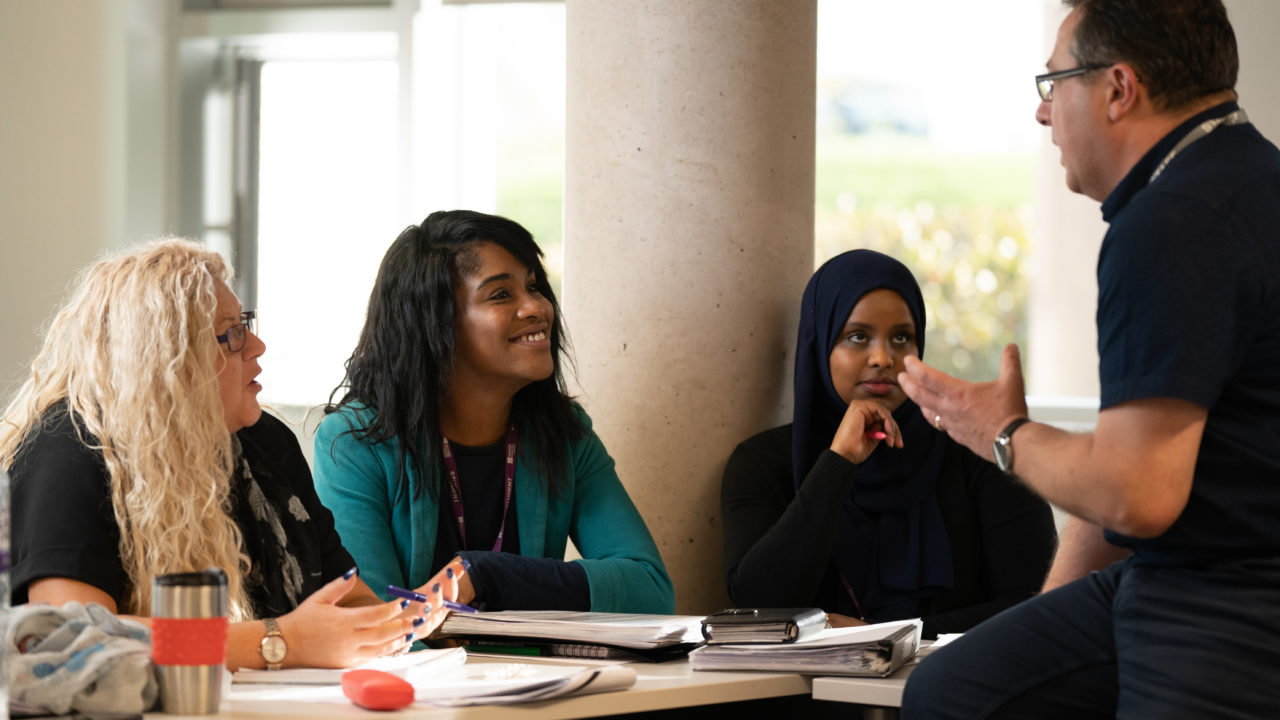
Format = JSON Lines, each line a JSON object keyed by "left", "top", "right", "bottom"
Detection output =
{"left": 830, "top": 399, "right": 903, "bottom": 464}
{"left": 398, "top": 556, "right": 474, "bottom": 640}
{"left": 275, "top": 570, "right": 418, "bottom": 669}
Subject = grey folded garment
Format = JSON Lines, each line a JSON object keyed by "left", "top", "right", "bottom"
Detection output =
{"left": 1, "top": 602, "right": 157, "bottom": 715}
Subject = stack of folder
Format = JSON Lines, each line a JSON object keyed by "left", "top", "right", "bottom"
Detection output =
{"left": 437, "top": 608, "right": 921, "bottom": 676}
{"left": 437, "top": 610, "right": 706, "bottom": 661}
{"left": 689, "top": 618, "right": 921, "bottom": 677}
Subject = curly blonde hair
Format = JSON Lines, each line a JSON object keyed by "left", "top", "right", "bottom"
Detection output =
{"left": 0, "top": 238, "right": 254, "bottom": 620}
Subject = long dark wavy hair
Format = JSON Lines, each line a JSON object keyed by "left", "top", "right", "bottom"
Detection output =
{"left": 325, "top": 210, "right": 584, "bottom": 501}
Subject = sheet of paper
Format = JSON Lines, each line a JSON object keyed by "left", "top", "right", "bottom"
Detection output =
{"left": 233, "top": 646, "right": 466, "bottom": 685}
{"left": 413, "top": 662, "right": 637, "bottom": 706}
{"left": 931, "top": 633, "right": 963, "bottom": 648}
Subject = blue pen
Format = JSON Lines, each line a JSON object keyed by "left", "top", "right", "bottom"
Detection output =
{"left": 442, "top": 600, "right": 478, "bottom": 614}
{"left": 386, "top": 584, "right": 429, "bottom": 603}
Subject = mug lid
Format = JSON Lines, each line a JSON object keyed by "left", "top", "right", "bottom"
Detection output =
{"left": 154, "top": 568, "right": 228, "bottom": 587}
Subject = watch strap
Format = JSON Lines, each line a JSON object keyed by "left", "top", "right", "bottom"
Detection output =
{"left": 261, "top": 617, "right": 285, "bottom": 670}
{"left": 999, "top": 416, "right": 1032, "bottom": 442}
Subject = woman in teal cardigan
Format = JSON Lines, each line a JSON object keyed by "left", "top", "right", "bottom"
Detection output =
{"left": 314, "top": 210, "right": 673, "bottom": 620}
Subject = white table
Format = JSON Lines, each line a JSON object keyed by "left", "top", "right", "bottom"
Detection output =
{"left": 162, "top": 655, "right": 814, "bottom": 720}
{"left": 156, "top": 647, "right": 939, "bottom": 719}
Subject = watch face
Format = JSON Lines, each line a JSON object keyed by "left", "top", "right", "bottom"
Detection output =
{"left": 994, "top": 438, "right": 1013, "bottom": 472}
{"left": 262, "top": 635, "right": 287, "bottom": 664}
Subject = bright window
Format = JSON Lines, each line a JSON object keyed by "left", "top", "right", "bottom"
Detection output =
{"left": 255, "top": 59, "right": 402, "bottom": 406}
{"left": 245, "top": 2, "right": 566, "bottom": 409}
{"left": 411, "top": 1, "right": 565, "bottom": 295}
{"left": 816, "top": 0, "right": 1047, "bottom": 384}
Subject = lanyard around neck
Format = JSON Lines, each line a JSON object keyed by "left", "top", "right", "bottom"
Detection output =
{"left": 839, "top": 576, "right": 866, "bottom": 621}
{"left": 440, "top": 426, "right": 517, "bottom": 553}
{"left": 1149, "top": 108, "right": 1248, "bottom": 183}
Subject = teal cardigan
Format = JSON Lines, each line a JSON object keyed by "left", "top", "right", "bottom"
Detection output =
{"left": 313, "top": 403, "right": 674, "bottom": 614}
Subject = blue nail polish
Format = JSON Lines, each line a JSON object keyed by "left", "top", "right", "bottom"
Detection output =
{"left": 424, "top": 603, "right": 432, "bottom": 613}
{"left": 343, "top": 566, "right": 358, "bottom": 580}
{"left": 433, "top": 583, "right": 440, "bottom": 593}
{"left": 461, "top": 558, "right": 472, "bottom": 571}
{"left": 405, "top": 633, "right": 414, "bottom": 643}
{"left": 399, "top": 599, "right": 410, "bottom": 610}
{"left": 446, "top": 567, "right": 454, "bottom": 579}
{"left": 413, "top": 617, "right": 425, "bottom": 627}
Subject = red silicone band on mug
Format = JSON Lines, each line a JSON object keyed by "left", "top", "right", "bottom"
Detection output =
{"left": 152, "top": 616, "right": 229, "bottom": 666}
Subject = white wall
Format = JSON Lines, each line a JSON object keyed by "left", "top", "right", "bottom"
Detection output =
{"left": 0, "top": 0, "right": 179, "bottom": 399}
{"left": 1230, "top": 0, "right": 1280, "bottom": 140}
{"left": 1, "top": 1, "right": 125, "bottom": 396}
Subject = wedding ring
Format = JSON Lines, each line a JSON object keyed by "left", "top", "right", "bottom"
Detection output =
{"left": 933, "top": 414, "right": 945, "bottom": 431}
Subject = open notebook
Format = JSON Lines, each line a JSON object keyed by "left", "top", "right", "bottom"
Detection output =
{"left": 414, "top": 662, "right": 637, "bottom": 707}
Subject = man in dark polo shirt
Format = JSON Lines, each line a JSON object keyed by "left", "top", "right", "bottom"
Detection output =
{"left": 897, "top": 0, "right": 1280, "bottom": 717}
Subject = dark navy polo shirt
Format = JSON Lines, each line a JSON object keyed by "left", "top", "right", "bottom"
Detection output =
{"left": 1097, "top": 102, "right": 1280, "bottom": 563}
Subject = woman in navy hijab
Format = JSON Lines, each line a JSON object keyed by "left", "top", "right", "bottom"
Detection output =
{"left": 721, "top": 250, "right": 1056, "bottom": 638}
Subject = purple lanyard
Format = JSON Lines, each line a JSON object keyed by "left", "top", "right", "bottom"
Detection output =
{"left": 440, "top": 427, "right": 517, "bottom": 553}
{"left": 840, "top": 576, "right": 866, "bottom": 621}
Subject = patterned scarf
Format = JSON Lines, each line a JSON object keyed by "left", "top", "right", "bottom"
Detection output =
{"left": 230, "top": 435, "right": 309, "bottom": 617}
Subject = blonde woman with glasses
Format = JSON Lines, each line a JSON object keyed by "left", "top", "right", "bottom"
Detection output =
{"left": 2, "top": 239, "right": 444, "bottom": 670}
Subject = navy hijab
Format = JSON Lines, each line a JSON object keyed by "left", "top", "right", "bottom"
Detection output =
{"left": 792, "top": 249, "right": 953, "bottom": 619}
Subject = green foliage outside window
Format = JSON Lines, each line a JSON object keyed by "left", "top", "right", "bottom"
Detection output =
{"left": 816, "top": 133, "right": 1035, "bottom": 383}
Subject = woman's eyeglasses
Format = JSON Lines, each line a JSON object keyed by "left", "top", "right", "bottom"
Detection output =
{"left": 216, "top": 311, "right": 256, "bottom": 353}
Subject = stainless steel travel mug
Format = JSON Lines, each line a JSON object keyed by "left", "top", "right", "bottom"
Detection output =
{"left": 151, "top": 569, "right": 229, "bottom": 714}
{"left": 2, "top": 468, "right": 10, "bottom": 720}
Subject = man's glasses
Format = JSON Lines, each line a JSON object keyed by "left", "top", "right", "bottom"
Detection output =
{"left": 216, "top": 310, "right": 256, "bottom": 353}
{"left": 1036, "top": 65, "right": 1107, "bottom": 101}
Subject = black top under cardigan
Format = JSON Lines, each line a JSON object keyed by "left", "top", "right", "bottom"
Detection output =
{"left": 722, "top": 424, "right": 1057, "bottom": 638}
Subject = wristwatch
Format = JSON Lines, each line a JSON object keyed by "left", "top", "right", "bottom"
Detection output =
{"left": 260, "top": 617, "right": 287, "bottom": 670}
{"left": 992, "top": 417, "right": 1032, "bottom": 474}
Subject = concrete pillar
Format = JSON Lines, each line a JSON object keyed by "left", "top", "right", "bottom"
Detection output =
{"left": 564, "top": 0, "right": 817, "bottom": 614}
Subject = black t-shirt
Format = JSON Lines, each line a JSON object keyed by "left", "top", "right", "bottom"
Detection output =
{"left": 432, "top": 439, "right": 522, "bottom": 565}
{"left": 1095, "top": 102, "right": 1280, "bottom": 563}
{"left": 9, "top": 405, "right": 354, "bottom": 617}
{"left": 432, "top": 439, "right": 589, "bottom": 612}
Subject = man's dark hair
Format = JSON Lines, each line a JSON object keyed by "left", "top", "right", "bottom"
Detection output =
{"left": 1065, "top": 0, "right": 1237, "bottom": 111}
